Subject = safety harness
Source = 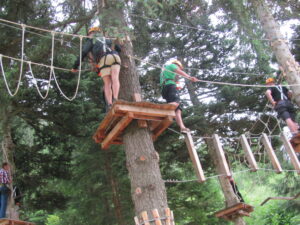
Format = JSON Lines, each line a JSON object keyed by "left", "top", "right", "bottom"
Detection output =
{"left": 275, "top": 85, "right": 288, "bottom": 101}
{"left": 92, "top": 34, "right": 121, "bottom": 73}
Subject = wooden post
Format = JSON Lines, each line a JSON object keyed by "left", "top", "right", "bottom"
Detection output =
{"left": 141, "top": 211, "right": 150, "bottom": 225}
{"left": 261, "top": 133, "right": 283, "bottom": 173}
{"left": 184, "top": 132, "right": 206, "bottom": 182}
{"left": 280, "top": 133, "right": 300, "bottom": 174}
{"left": 212, "top": 134, "right": 231, "bottom": 177}
{"left": 165, "top": 208, "right": 171, "bottom": 225}
{"left": 240, "top": 135, "right": 258, "bottom": 172}
{"left": 133, "top": 93, "right": 148, "bottom": 128}
{"left": 171, "top": 210, "right": 175, "bottom": 225}
{"left": 134, "top": 216, "right": 139, "bottom": 225}
{"left": 152, "top": 209, "right": 162, "bottom": 225}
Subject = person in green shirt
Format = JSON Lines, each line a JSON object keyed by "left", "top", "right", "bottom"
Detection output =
{"left": 160, "top": 59, "right": 199, "bottom": 133}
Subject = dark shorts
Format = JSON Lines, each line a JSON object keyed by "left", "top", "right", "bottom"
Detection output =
{"left": 162, "top": 84, "right": 182, "bottom": 111}
{"left": 274, "top": 100, "right": 296, "bottom": 121}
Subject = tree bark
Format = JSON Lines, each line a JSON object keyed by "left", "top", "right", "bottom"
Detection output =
{"left": 101, "top": 1, "right": 169, "bottom": 223}
{"left": 206, "top": 138, "right": 246, "bottom": 225}
{"left": 251, "top": 0, "right": 300, "bottom": 106}
{"left": 1, "top": 113, "right": 18, "bottom": 220}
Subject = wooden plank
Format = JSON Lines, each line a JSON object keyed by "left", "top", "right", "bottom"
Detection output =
{"left": 281, "top": 133, "right": 300, "bottom": 174}
{"left": 240, "top": 134, "right": 258, "bottom": 172}
{"left": 138, "top": 120, "right": 148, "bottom": 128}
{"left": 184, "top": 132, "right": 206, "bottom": 182}
{"left": 237, "top": 210, "right": 250, "bottom": 217}
{"left": 152, "top": 209, "right": 162, "bottom": 225}
{"left": 260, "top": 192, "right": 300, "bottom": 206}
{"left": 101, "top": 112, "right": 134, "bottom": 149}
{"left": 134, "top": 216, "right": 139, "bottom": 225}
{"left": 165, "top": 208, "right": 171, "bottom": 225}
{"left": 152, "top": 116, "right": 173, "bottom": 140}
{"left": 215, "top": 203, "right": 252, "bottom": 218}
{"left": 261, "top": 133, "right": 283, "bottom": 173}
{"left": 171, "top": 211, "right": 175, "bottom": 225}
{"left": 0, "top": 220, "right": 34, "bottom": 225}
{"left": 114, "top": 100, "right": 177, "bottom": 110}
{"left": 114, "top": 104, "right": 176, "bottom": 118}
{"left": 212, "top": 134, "right": 232, "bottom": 177}
{"left": 141, "top": 211, "right": 150, "bottom": 225}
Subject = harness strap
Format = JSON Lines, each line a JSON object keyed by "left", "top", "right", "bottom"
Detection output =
{"left": 275, "top": 85, "right": 288, "bottom": 101}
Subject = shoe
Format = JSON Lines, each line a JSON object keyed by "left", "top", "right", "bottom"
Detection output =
{"left": 106, "top": 104, "right": 112, "bottom": 113}
{"left": 180, "top": 127, "right": 190, "bottom": 134}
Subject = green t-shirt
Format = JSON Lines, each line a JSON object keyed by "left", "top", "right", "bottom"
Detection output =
{"left": 160, "top": 63, "right": 179, "bottom": 86}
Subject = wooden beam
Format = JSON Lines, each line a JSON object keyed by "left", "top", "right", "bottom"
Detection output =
{"left": 215, "top": 203, "right": 253, "bottom": 218}
{"left": 212, "top": 134, "right": 232, "bottom": 177}
{"left": 280, "top": 133, "right": 300, "bottom": 174}
{"left": 240, "top": 134, "right": 258, "bottom": 172}
{"left": 152, "top": 209, "right": 162, "bottom": 225}
{"left": 237, "top": 210, "right": 250, "bottom": 217}
{"left": 114, "top": 104, "right": 176, "bottom": 118}
{"left": 152, "top": 116, "right": 173, "bottom": 140}
{"left": 101, "top": 112, "right": 134, "bottom": 149}
{"left": 260, "top": 192, "right": 300, "bottom": 206}
{"left": 165, "top": 208, "right": 171, "bottom": 225}
{"left": 171, "top": 210, "right": 175, "bottom": 225}
{"left": 134, "top": 216, "right": 139, "bottom": 225}
{"left": 261, "top": 133, "right": 283, "bottom": 173}
{"left": 0, "top": 220, "right": 34, "bottom": 225}
{"left": 141, "top": 211, "right": 150, "bottom": 225}
{"left": 184, "top": 132, "right": 206, "bottom": 182}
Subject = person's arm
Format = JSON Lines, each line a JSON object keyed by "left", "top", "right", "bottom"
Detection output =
{"left": 72, "top": 39, "right": 93, "bottom": 70}
{"left": 174, "top": 68, "right": 199, "bottom": 82}
{"left": 265, "top": 89, "right": 276, "bottom": 106}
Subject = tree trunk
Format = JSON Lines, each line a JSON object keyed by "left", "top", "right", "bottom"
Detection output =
{"left": 101, "top": 1, "right": 169, "bottom": 222}
{"left": 1, "top": 114, "right": 18, "bottom": 220}
{"left": 251, "top": 0, "right": 300, "bottom": 106}
{"left": 206, "top": 138, "right": 246, "bottom": 225}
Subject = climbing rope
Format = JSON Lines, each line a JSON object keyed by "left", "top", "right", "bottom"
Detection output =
{"left": 0, "top": 24, "right": 25, "bottom": 96}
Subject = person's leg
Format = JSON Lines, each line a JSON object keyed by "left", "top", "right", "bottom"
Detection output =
{"left": 111, "top": 64, "right": 120, "bottom": 100}
{"left": 102, "top": 76, "right": 113, "bottom": 105}
{"left": 286, "top": 118, "right": 299, "bottom": 134}
{"left": 0, "top": 187, "right": 7, "bottom": 218}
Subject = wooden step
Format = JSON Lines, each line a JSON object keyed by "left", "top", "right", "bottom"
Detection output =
{"left": 215, "top": 203, "right": 254, "bottom": 221}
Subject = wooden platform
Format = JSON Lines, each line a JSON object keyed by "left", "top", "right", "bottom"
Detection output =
{"left": 290, "top": 133, "right": 300, "bottom": 153}
{"left": 215, "top": 203, "right": 254, "bottom": 221}
{"left": 0, "top": 219, "right": 34, "bottom": 225}
{"left": 93, "top": 100, "right": 176, "bottom": 149}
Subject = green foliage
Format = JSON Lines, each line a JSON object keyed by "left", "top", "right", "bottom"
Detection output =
{"left": 0, "top": 1, "right": 299, "bottom": 225}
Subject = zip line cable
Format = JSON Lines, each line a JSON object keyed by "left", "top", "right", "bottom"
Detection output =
{"left": 1, "top": 17, "right": 300, "bottom": 101}
{"left": 130, "top": 55, "right": 300, "bottom": 88}
{"left": 130, "top": 13, "right": 300, "bottom": 41}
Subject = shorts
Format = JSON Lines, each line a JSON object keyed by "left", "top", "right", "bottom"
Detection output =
{"left": 97, "top": 54, "right": 121, "bottom": 77}
{"left": 162, "top": 84, "right": 182, "bottom": 111}
{"left": 274, "top": 100, "right": 296, "bottom": 121}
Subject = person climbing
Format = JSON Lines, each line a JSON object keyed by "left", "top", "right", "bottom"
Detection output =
{"left": 228, "top": 176, "right": 245, "bottom": 203}
{"left": 0, "top": 162, "right": 12, "bottom": 218}
{"left": 265, "top": 78, "right": 299, "bottom": 136}
{"left": 72, "top": 27, "right": 122, "bottom": 111}
{"left": 160, "top": 59, "right": 199, "bottom": 133}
